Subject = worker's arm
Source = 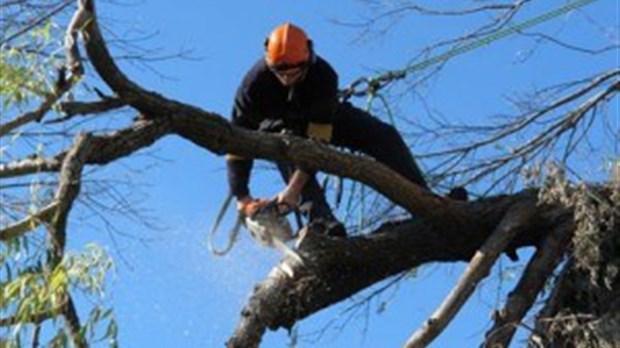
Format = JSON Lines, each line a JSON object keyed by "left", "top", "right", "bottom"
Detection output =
{"left": 276, "top": 58, "right": 339, "bottom": 209}
{"left": 277, "top": 169, "right": 311, "bottom": 209}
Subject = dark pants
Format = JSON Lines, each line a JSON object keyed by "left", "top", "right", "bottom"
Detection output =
{"left": 276, "top": 102, "right": 428, "bottom": 224}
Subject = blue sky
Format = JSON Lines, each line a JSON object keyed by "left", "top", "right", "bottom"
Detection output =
{"left": 56, "top": 0, "right": 619, "bottom": 347}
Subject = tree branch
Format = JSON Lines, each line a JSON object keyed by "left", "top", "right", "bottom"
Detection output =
{"left": 225, "top": 189, "right": 575, "bottom": 347}
{"left": 0, "top": 119, "right": 171, "bottom": 179}
{"left": 46, "top": 133, "right": 92, "bottom": 347}
{"left": 47, "top": 132, "right": 92, "bottom": 264}
{"left": 0, "top": 202, "right": 60, "bottom": 241}
{"left": 49, "top": 97, "right": 126, "bottom": 122}
{"left": 483, "top": 218, "right": 574, "bottom": 347}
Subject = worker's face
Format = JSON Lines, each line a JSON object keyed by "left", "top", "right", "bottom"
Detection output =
{"left": 270, "top": 65, "right": 306, "bottom": 87}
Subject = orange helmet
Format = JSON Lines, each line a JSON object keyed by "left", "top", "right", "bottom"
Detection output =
{"left": 265, "top": 23, "right": 311, "bottom": 69}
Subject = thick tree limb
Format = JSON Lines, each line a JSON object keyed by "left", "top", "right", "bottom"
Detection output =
{"left": 403, "top": 199, "right": 536, "bottom": 348}
{"left": 226, "top": 190, "right": 572, "bottom": 348}
{"left": 483, "top": 218, "right": 573, "bottom": 347}
{"left": 47, "top": 132, "right": 92, "bottom": 264}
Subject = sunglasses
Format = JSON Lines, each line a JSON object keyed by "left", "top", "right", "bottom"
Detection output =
{"left": 268, "top": 61, "right": 307, "bottom": 73}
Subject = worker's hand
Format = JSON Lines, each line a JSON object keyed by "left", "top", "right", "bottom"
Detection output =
{"left": 276, "top": 186, "right": 300, "bottom": 214}
{"left": 237, "top": 196, "right": 269, "bottom": 217}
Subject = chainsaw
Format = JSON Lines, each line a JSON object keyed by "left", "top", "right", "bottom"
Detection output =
{"left": 208, "top": 194, "right": 304, "bottom": 265}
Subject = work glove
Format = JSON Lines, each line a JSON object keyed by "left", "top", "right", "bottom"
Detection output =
{"left": 237, "top": 197, "right": 270, "bottom": 217}
{"left": 276, "top": 187, "right": 301, "bottom": 214}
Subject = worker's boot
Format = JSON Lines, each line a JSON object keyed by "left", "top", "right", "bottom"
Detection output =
{"left": 447, "top": 186, "right": 468, "bottom": 201}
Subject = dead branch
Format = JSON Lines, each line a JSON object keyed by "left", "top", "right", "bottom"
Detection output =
{"left": 0, "top": 119, "right": 171, "bottom": 180}
{"left": 64, "top": 0, "right": 88, "bottom": 76}
{"left": 423, "top": 69, "right": 619, "bottom": 160}
{"left": 403, "top": 199, "right": 536, "bottom": 348}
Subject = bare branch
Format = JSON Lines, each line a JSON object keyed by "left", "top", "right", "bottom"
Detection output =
{"left": 42, "top": 134, "right": 93, "bottom": 347}
{"left": 0, "top": 155, "right": 65, "bottom": 178}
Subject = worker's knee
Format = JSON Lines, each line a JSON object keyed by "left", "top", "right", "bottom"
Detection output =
{"left": 375, "top": 122, "right": 401, "bottom": 143}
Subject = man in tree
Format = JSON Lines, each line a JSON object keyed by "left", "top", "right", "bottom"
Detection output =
{"left": 227, "top": 22, "right": 455, "bottom": 237}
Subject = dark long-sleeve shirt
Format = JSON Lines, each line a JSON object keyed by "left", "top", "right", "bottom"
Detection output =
{"left": 227, "top": 56, "right": 339, "bottom": 198}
